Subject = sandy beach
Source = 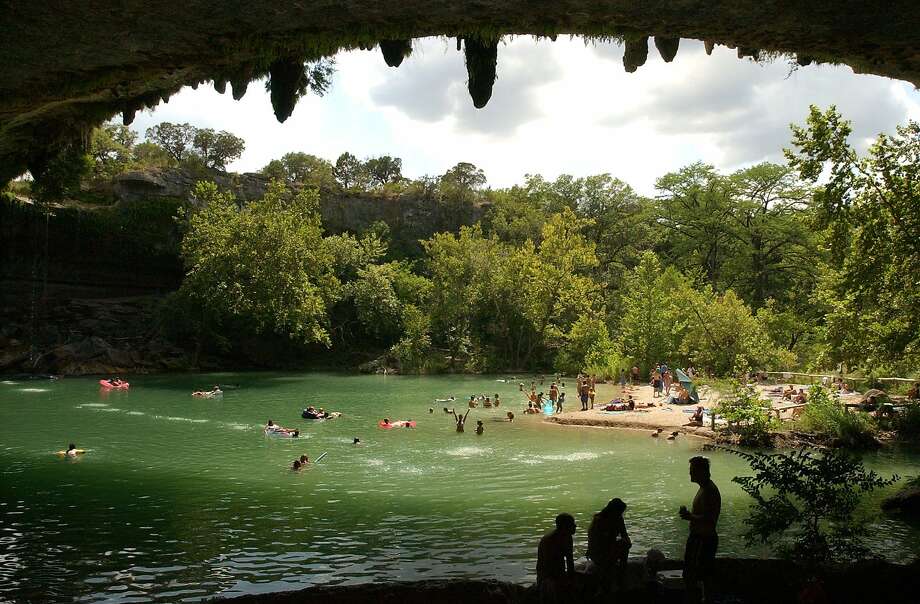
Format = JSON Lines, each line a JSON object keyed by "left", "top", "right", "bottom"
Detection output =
{"left": 545, "top": 380, "right": 866, "bottom": 439}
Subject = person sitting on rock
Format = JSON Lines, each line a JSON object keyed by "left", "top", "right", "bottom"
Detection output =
{"left": 537, "top": 513, "right": 577, "bottom": 604}
{"left": 794, "top": 389, "right": 808, "bottom": 404}
{"left": 689, "top": 406, "right": 705, "bottom": 425}
{"left": 587, "top": 498, "right": 631, "bottom": 594}
{"left": 782, "top": 384, "right": 796, "bottom": 400}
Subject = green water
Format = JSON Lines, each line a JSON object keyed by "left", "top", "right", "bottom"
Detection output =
{"left": 1, "top": 373, "right": 918, "bottom": 603}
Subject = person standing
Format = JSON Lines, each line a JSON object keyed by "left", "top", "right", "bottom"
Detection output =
{"left": 680, "top": 456, "right": 721, "bottom": 604}
{"left": 537, "top": 513, "right": 577, "bottom": 604}
{"left": 550, "top": 382, "right": 559, "bottom": 409}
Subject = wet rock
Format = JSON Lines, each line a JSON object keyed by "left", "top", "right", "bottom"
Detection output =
{"left": 654, "top": 36, "right": 680, "bottom": 62}
{"left": 882, "top": 482, "right": 920, "bottom": 517}
{"left": 623, "top": 36, "right": 649, "bottom": 73}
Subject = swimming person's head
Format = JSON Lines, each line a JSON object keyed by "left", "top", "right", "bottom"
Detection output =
{"left": 477, "top": 420, "right": 483, "bottom": 425}
{"left": 68, "top": 443, "right": 76, "bottom": 451}
{"left": 292, "top": 460, "right": 301, "bottom": 470}
{"left": 267, "top": 420, "right": 274, "bottom": 426}
{"left": 353, "top": 437, "right": 360, "bottom": 445}
{"left": 300, "top": 455, "right": 307, "bottom": 463}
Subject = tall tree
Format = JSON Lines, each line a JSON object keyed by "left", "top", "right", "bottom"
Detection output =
{"left": 145, "top": 122, "right": 196, "bottom": 162}
{"left": 192, "top": 128, "right": 245, "bottom": 170}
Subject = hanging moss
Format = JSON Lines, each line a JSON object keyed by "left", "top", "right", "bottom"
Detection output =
{"left": 704, "top": 40, "right": 716, "bottom": 55}
{"left": 379, "top": 39, "right": 412, "bottom": 67}
{"left": 623, "top": 36, "right": 649, "bottom": 73}
{"left": 213, "top": 77, "right": 228, "bottom": 94}
{"left": 797, "top": 54, "right": 815, "bottom": 66}
{"left": 654, "top": 36, "right": 680, "bottom": 62}
{"left": 268, "top": 56, "right": 305, "bottom": 123}
{"left": 463, "top": 36, "right": 499, "bottom": 109}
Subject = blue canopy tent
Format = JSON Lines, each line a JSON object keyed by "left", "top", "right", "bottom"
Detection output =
{"left": 674, "top": 368, "right": 699, "bottom": 404}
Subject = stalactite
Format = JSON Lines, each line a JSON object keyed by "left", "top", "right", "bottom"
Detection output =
{"left": 463, "top": 36, "right": 499, "bottom": 109}
{"left": 654, "top": 36, "right": 680, "bottom": 63}
{"left": 269, "top": 56, "right": 304, "bottom": 123}
{"left": 379, "top": 39, "right": 413, "bottom": 67}
{"left": 623, "top": 36, "right": 649, "bottom": 73}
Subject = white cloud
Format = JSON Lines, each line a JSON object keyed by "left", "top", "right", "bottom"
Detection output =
{"left": 132, "top": 36, "right": 920, "bottom": 195}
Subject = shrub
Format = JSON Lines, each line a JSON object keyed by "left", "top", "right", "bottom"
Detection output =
{"left": 797, "top": 385, "right": 878, "bottom": 448}
{"left": 716, "top": 446, "right": 899, "bottom": 564}
{"left": 894, "top": 405, "right": 920, "bottom": 440}
{"left": 714, "top": 381, "right": 777, "bottom": 446}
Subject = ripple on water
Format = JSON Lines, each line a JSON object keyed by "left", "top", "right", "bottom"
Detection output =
{"left": 443, "top": 446, "right": 493, "bottom": 457}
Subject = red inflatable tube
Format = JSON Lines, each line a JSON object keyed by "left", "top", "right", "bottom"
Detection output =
{"left": 99, "top": 380, "right": 129, "bottom": 390}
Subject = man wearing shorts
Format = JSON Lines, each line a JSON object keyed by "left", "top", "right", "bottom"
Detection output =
{"left": 680, "top": 456, "right": 721, "bottom": 603}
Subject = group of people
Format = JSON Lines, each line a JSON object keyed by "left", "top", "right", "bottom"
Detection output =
{"left": 537, "top": 456, "right": 721, "bottom": 603}
{"left": 291, "top": 454, "right": 310, "bottom": 470}
{"left": 781, "top": 384, "right": 809, "bottom": 404}
{"left": 467, "top": 393, "right": 502, "bottom": 408}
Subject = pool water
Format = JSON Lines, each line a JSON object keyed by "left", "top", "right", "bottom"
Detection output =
{"left": 1, "top": 373, "right": 917, "bottom": 603}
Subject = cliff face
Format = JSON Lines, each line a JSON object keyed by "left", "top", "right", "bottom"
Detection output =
{"left": 0, "top": 168, "right": 483, "bottom": 375}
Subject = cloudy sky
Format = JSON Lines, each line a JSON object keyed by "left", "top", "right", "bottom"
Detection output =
{"left": 132, "top": 36, "right": 920, "bottom": 195}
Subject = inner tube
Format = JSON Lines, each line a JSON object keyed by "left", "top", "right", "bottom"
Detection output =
{"left": 99, "top": 380, "right": 129, "bottom": 390}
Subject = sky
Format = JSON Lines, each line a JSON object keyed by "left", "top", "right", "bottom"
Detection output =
{"left": 131, "top": 36, "right": 920, "bottom": 195}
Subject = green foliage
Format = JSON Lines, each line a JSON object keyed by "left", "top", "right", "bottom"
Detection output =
{"left": 144, "top": 122, "right": 245, "bottom": 170}
{"left": 714, "top": 381, "right": 777, "bottom": 446}
{"left": 786, "top": 107, "right": 920, "bottom": 373}
{"left": 892, "top": 405, "right": 920, "bottom": 440}
{"left": 177, "top": 180, "right": 336, "bottom": 345}
{"left": 262, "top": 153, "right": 337, "bottom": 189}
{"left": 145, "top": 122, "right": 196, "bottom": 163}
{"left": 719, "top": 446, "right": 898, "bottom": 564}
{"left": 364, "top": 155, "right": 403, "bottom": 186}
{"left": 90, "top": 123, "right": 137, "bottom": 180}
{"left": 797, "top": 385, "right": 878, "bottom": 448}
{"left": 333, "top": 152, "right": 364, "bottom": 190}
{"left": 191, "top": 128, "right": 245, "bottom": 169}
{"left": 31, "top": 143, "right": 93, "bottom": 202}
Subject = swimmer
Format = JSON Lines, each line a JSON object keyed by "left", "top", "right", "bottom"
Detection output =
{"left": 382, "top": 418, "right": 391, "bottom": 427}
{"left": 429, "top": 407, "right": 434, "bottom": 414}
{"left": 507, "top": 411, "right": 515, "bottom": 422}
{"left": 353, "top": 437, "right": 361, "bottom": 445}
{"left": 452, "top": 409, "right": 471, "bottom": 433}
{"left": 469, "top": 395, "right": 478, "bottom": 408}
{"left": 494, "top": 393, "right": 501, "bottom": 408}
{"left": 292, "top": 460, "right": 302, "bottom": 471}
{"left": 57, "top": 443, "right": 85, "bottom": 457}
{"left": 476, "top": 420, "right": 484, "bottom": 435}
{"left": 300, "top": 454, "right": 309, "bottom": 464}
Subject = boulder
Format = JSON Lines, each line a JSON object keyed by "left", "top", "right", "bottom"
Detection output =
{"left": 882, "top": 481, "right": 920, "bottom": 517}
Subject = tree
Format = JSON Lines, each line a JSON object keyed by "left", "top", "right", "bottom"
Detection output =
{"left": 177, "top": 180, "right": 338, "bottom": 346}
{"left": 718, "top": 446, "right": 898, "bottom": 563}
{"left": 441, "top": 162, "right": 487, "bottom": 191}
{"left": 364, "top": 155, "right": 403, "bottom": 186}
{"left": 261, "top": 152, "right": 336, "bottom": 189}
{"left": 90, "top": 123, "right": 137, "bottom": 179}
{"left": 132, "top": 142, "right": 176, "bottom": 169}
{"left": 192, "top": 128, "right": 245, "bottom": 170}
{"left": 333, "top": 152, "right": 365, "bottom": 190}
{"left": 786, "top": 107, "right": 920, "bottom": 372}
{"left": 145, "top": 122, "right": 196, "bottom": 162}
{"left": 30, "top": 143, "right": 93, "bottom": 202}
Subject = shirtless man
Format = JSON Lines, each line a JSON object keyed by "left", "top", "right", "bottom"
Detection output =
{"left": 452, "top": 409, "right": 471, "bottom": 433}
{"left": 680, "top": 456, "right": 721, "bottom": 604}
{"left": 537, "top": 513, "right": 577, "bottom": 604}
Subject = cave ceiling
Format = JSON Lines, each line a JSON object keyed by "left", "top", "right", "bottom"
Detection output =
{"left": 1, "top": 1, "right": 918, "bottom": 185}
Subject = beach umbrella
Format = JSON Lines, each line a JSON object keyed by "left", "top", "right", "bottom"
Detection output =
{"left": 674, "top": 368, "right": 699, "bottom": 403}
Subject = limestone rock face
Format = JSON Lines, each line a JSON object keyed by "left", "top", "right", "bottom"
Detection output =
{"left": 113, "top": 168, "right": 270, "bottom": 203}
{"left": 655, "top": 37, "right": 680, "bottom": 62}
